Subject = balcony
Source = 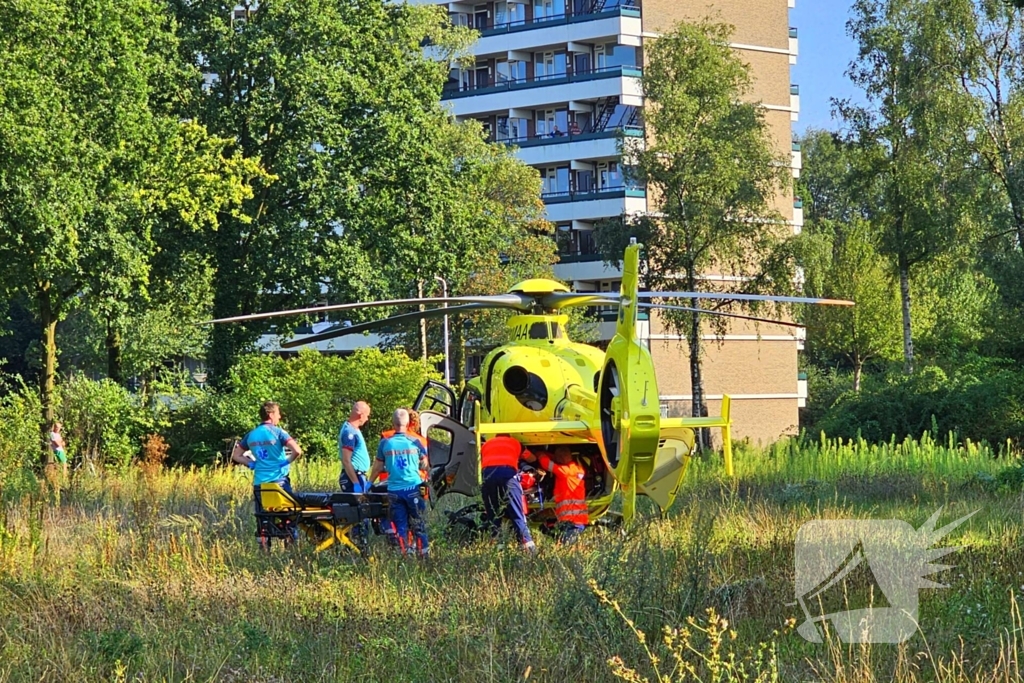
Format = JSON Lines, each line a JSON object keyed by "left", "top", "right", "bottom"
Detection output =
{"left": 557, "top": 250, "right": 603, "bottom": 263}
{"left": 542, "top": 185, "right": 645, "bottom": 204}
{"left": 553, "top": 250, "right": 623, "bottom": 285}
{"left": 443, "top": 64, "right": 643, "bottom": 116}
{"left": 541, "top": 184, "right": 646, "bottom": 223}
{"left": 497, "top": 125, "right": 643, "bottom": 166}
{"left": 470, "top": 5, "right": 642, "bottom": 58}
{"left": 479, "top": 3, "right": 639, "bottom": 37}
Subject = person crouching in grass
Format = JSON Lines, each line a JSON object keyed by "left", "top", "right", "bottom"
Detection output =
{"left": 523, "top": 445, "right": 588, "bottom": 544}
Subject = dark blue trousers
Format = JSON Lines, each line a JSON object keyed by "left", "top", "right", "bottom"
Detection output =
{"left": 481, "top": 466, "right": 534, "bottom": 546}
{"left": 388, "top": 486, "right": 429, "bottom": 555}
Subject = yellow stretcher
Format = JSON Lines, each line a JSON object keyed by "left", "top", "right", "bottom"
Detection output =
{"left": 255, "top": 483, "right": 389, "bottom": 553}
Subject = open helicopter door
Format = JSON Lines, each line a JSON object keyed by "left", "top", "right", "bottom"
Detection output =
{"left": 636, "top": 425, "right": 696, "bottom": 511}
{"left": 414, "top": 380, "right": 457, "bottom": 417}
{"left": 418, "top": 411, "right": 479, "bottom": 497}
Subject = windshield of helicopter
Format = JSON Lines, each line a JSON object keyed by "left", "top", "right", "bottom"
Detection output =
{"left": 529, "top": 322, "right": 547, "bottom": 339}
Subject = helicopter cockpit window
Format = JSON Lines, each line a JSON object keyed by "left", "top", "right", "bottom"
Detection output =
{"left": 425, "top": 425, "right": 454, "bottom": 467}
{"left": 550, "top": 322, "right": 564, "bottom": 338}
{"left": 529, "top": 322, "right": 548, "bottom": 339}
{"left": 459, "top": 387, "right": 481, "bottom": 428}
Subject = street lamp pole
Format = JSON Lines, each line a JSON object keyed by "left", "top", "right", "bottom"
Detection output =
{"left": 434, "top": 275, "right": 450, "bottom": 386}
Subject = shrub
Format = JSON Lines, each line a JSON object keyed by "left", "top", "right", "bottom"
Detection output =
{"left": 0, "top": 378, "right": 42, "bottom": 497}
{"left": 805, "top": 363, "right": 1024, "bottom": 448}
{"left": 162, "top": 349, "right": 439, "bottom": 465}
{"left": 59, "top": 374, "right": 154, "bottom": 472}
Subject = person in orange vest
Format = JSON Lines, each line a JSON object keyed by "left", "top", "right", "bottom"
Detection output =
{"left": 523, "top": 445, "right": 588, "bottom": 545}
{"left": 480, "top": 434, "right": 536, "bottom": 552}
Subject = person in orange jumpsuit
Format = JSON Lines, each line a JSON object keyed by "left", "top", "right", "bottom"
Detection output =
{"left": 524, "top": 445, "right": 588, "bottom": 544}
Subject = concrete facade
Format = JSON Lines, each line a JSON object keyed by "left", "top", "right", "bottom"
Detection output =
{"left": 432, "top": 0, "right": 800, "bottom": 444}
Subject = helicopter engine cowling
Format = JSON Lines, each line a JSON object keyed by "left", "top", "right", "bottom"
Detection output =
{"left": 502, "top": 366, "right": 549, "bottom": 412}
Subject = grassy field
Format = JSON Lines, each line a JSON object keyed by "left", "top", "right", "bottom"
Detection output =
{"left": 1, "top": 434, "right": 1023, "bottom": 682}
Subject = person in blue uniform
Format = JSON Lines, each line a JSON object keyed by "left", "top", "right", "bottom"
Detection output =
{"left": 368, "top": 409, "right": 429, "bottom": 557}
{"left": 231, "top": 401, "right": 304, "bottom": 546}
{"left": 338, "top": 401, "right": 371, "bottom": 492}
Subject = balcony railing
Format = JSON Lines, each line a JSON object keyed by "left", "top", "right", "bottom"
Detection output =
{"left": 443, "top": 64, "right": 643, "bottom": 100}
{"left": 542, "top": 185, "right": 646, "bottom": 203}
{"left": 557, "top": 251, "right": 603, "bottom": 263}
{"left": 478, "top": 2, "right": 640, "bottom": 37}
{"left": 494, "top": 124, "right": 643, "bottom": 148}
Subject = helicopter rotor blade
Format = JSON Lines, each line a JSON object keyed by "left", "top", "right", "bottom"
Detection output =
{"left": 201, "top": 294, "right": 532, "bottom": 325}
{"left": 540, "top": 292, "right": 622, "bottom": 309}
{"left": 638, "top": 303, "right": 806, "bottom": 329}
{"left": 278, "top": 304, "right": 494, "bottom": 348}
{"left": 637, "top": 291, "right": 854, "bottom": 306}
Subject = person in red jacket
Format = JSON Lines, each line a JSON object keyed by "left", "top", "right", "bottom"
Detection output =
{"left": 524, "top": 445, "right": 588, "bottom": 544}
{"left": 480, "top": 434, "right": 536, "bottom": 552}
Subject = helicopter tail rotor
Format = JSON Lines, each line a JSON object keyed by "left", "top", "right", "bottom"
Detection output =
{"left": 597, "top": 242, "right": 662, "bottom": 493}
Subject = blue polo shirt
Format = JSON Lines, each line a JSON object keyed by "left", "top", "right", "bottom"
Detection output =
{"left": 376, "top": 433, "right": 427, "bottom": 491}
{"left": 240, "top": 424, "right": 293, "bottom": 486}
{"left": 339, "top": 421, "right": 370, "bottom": 473}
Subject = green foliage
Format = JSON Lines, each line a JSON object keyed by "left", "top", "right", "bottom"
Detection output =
{"left": 58, "top": 375, "right": 154, "bottom": 472}
{"left": 171, "top": 0, "right": 493, "bottom": 379}
{"left": 164, "top": 349, "right": 438, "bottom": 464}
{"left": 0, "top": 0, "right": 261, "bottom": 432}
{"left": 799, "top": 218, "right": 902, "bottom": 387}
{"left": 842, "top": 0, "right": 983, "bottom": 373}
{"left": 0, "top": 378, "right": 42, "bottom": 496}
{"left": 806, "top": 362, "right": 1024, "bottom": 446}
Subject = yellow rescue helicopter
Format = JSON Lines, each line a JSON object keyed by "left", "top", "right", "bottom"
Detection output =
{"left": 209, "top": 242, "right": 850, "bottom": 524}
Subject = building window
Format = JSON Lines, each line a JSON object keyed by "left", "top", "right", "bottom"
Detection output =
{"left": 497, "top": 116, "right": 527, "bottom": 142}
{"left": 495, "top": 1, "right": 526, "bottom": 26}
{"left": 541, "top": 166, "right": 570, "bottom": 196}
{"left": 598, "top": 161, "right": 620, "bottom": 190}
{"left": 574, "top": 169, "right": 595, "bottom": 193}
{"left": 496, "top": 60, "right": 526, "bottom": 84}
{"left": 533, "top": 0, "right": 565, "bottom": 21}
{"left": 595, "top": 43, "right": 639, "bottom": 70}
{"left": 536, "top": 108, "right": 568, "bottom": 137}
{"left": 535, "top": 51, "right": 567, "bottom": 81}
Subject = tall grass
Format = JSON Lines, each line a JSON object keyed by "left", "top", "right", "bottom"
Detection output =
{"left": 0, "top": 437, "right": 1022, "bottom": 682}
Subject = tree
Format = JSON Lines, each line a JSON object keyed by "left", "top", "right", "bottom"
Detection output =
{"left": 800, "top": 219, "right": 902, "bottom": 390}
{"left": 0, "top": 0, "right": 257, "bottom": 462}
{"left": 946, "top": 0, "right": 1024, "bottom": 251}
{"left": 596, "top": 19, "right": 792, "bottom": 443}
{"left": 841, "top": 0, "right": 976, "bottom": 374}
{"left": 797, "top": 130, "right": 902, "bottom": 390}
{"left": 170, "top": 0, "right": 485, "bottom": 382}
{"left": 379, "top": 120, "right": 562, "bottom": 384}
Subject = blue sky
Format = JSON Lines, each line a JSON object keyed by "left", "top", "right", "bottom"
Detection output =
{"left": 790, "top": 0, "right": 863, "bottom": 134}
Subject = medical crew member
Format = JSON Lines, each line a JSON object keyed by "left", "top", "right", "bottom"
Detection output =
{"left": 368, "top": 409, "right": 430, "bottom": 557}
{"left": 524, "top": 445, "right": 588, "bottom": 544}
{"left": 231, "top": 401, "right": 304, "bottom": 541}
{"left": 480, "top": 434, "right": 535, "bottom": 552}
{"left": 339, "top": 401, "right": 371, "bottom": 492}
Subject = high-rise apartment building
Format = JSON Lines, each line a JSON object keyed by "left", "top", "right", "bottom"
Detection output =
{"left": 414, "top": 0, "right": 804, "bottom": 444}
